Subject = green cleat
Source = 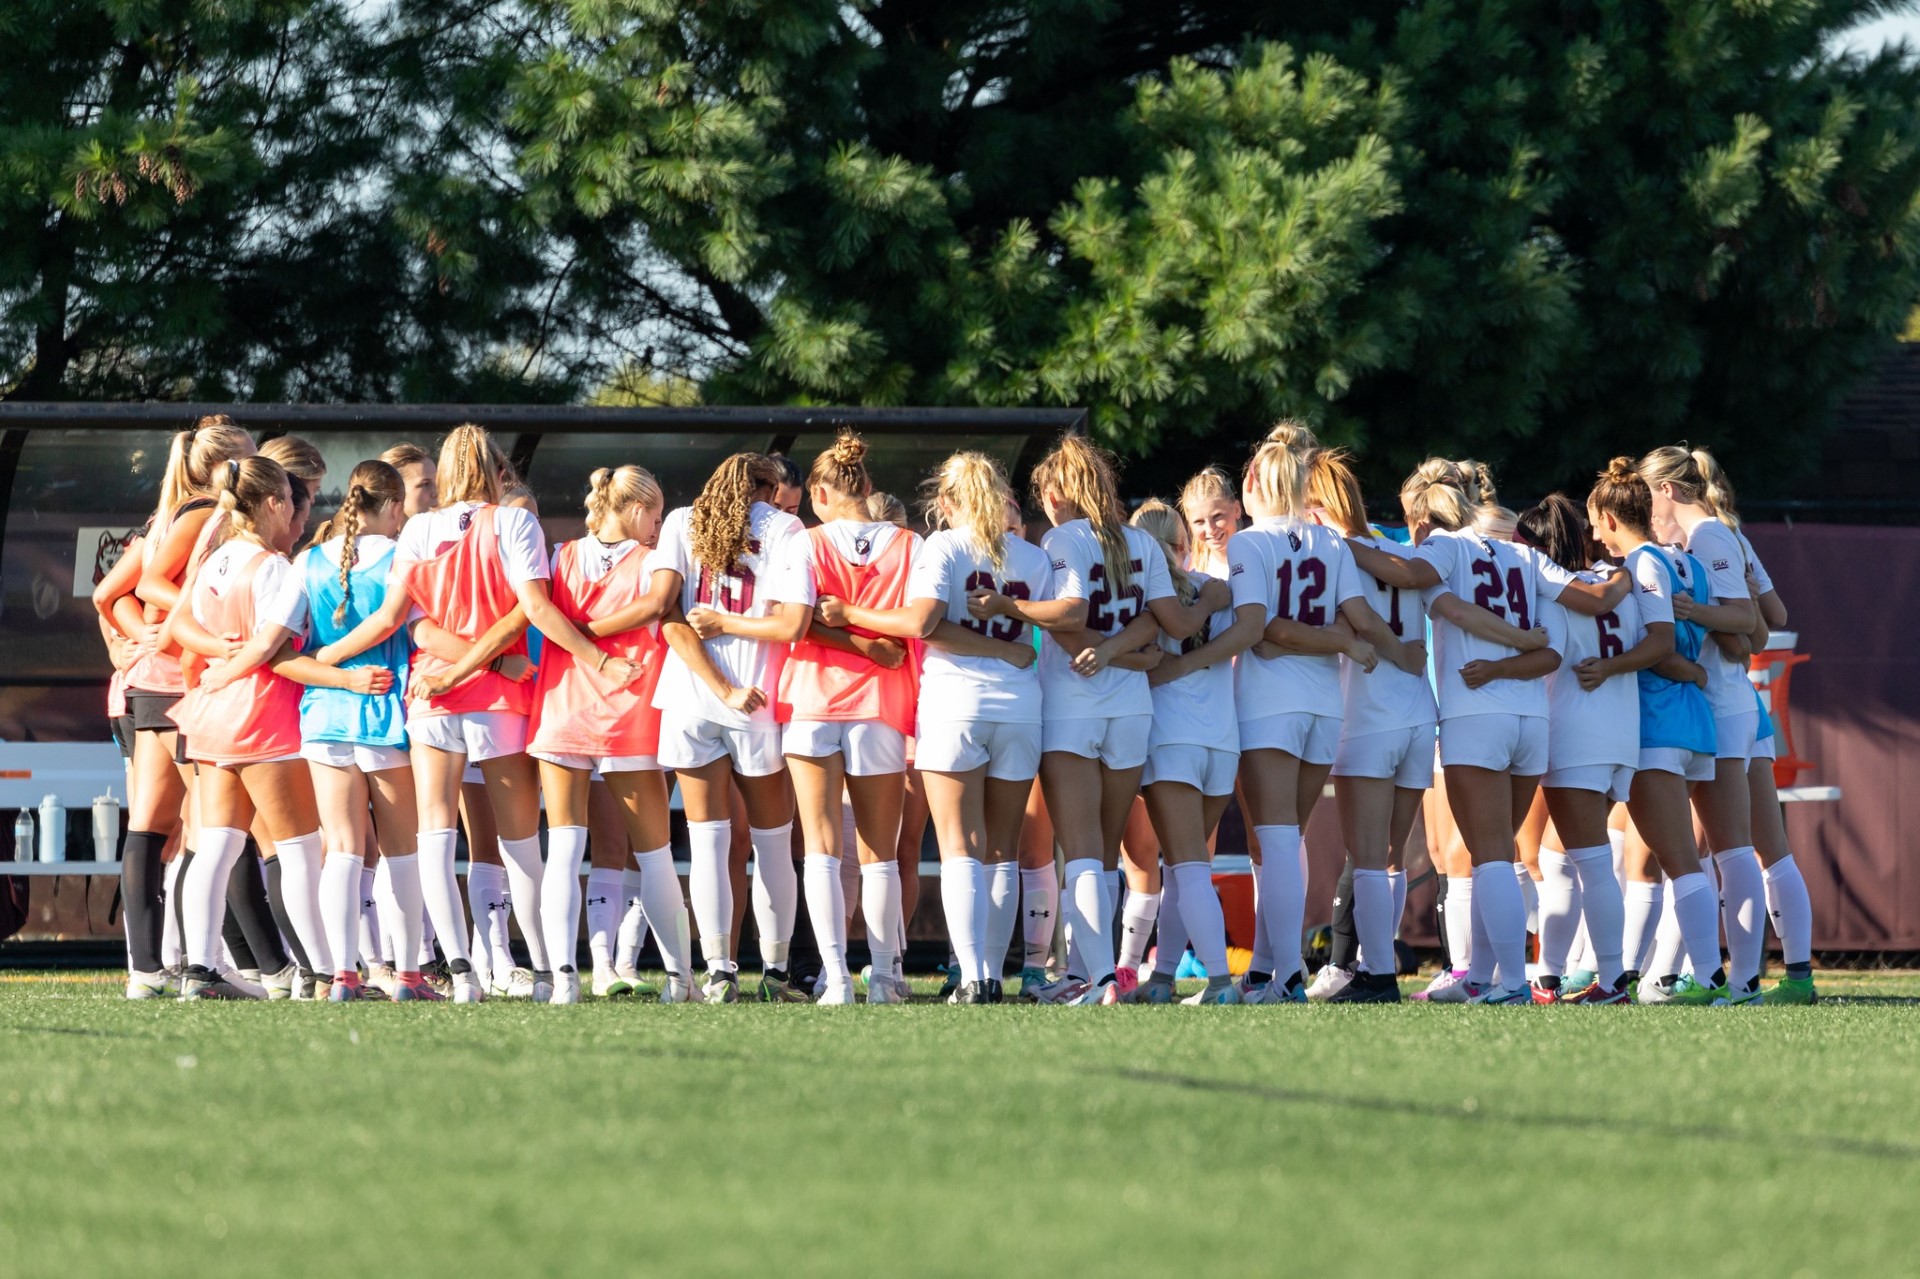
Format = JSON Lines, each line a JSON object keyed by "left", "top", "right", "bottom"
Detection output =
{"left": 1665, "top": 975, "right": 1728, "bottom": 1006}
{"left": 1765, "top": 974, "right": 1817, "bottom": 1005}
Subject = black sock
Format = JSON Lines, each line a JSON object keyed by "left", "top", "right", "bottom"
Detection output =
{"left": 1786, "top": 961, "right": 1812, "bottom": 981}
{"left": 1433, "top": 893, "right": 1451, "bottom": 971}
{"left": 120, "top": 831, "right": 168, "bottom": 972}
{"left": 1328, "top": 857, "right": 1358, "bottom": 971}
{"left": 1708, "top": 966, "right": 1726, "bottom": 987}
{"left": 222, "top": 908, "right": 257, "bottom": 972}
{"left": 1245, "top": 969, "right": 1273, "bottom": 985}
{"left": 172, "top": 847, "right": 197, "bottom": 963}
{"left": 227, "top": 842, "right": 290, "bottom": 973}
{"left": 262, "top": 856, "right": 311, "bottom": 973}
{"left": 1537, "top": 973, "right": 1560, "bottom": 991}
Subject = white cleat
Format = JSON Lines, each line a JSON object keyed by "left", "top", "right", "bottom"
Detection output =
{"left": 702, "top": 971, "right": 740, "bottom": 1004}
{"left": 532, "top": 972, "right": 556, "bottom": 1004}
{"left": 366, "top": 962, "right": 399, "bottom": 998}
{"left": 180, "top": 969, "right": 263, "bottom": 1000}
{"left": 549, "top": 969, "right": 581, "bottom": 1005}
{"left": 866, "top": 972, "right": 906, "bottom": 1005}
{"left": 1182, "top": 979, "right": 1244, "bottom": 1006}
{"left": 261, "top": 964, "right": 298, "bottom": 1001}
{"left": 1424, "top": 973, "right": 1479, "bottom": 1003}
{"left": 661, "top": 973, "right": 699, "bottom": 1004}
{"left": 126, "top": 970, "right": 170, "bottom": 1000}
{"left": 1306, "top": 964, "right": 1355, "bottom": 1001}
{"left": 817, "top": 982, "right": 858, "bottom": 1005}
{"left": 452, "top": 970, "right": 486, "bottom": 1003}
{"left": 499, "top": 967, "right": 537, "bottom": 999}
{"left": 1022, "top": 974, "right": 1083, "bottom": 1005}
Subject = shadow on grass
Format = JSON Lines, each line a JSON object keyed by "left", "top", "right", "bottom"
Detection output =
{"left": 1824, "top": 995, "right": 1920, "bottom": 1006}
{"left": 1111, "top": 1068, "right": 1920, "bottom": 1162}
{"left": 12, "top": 1025, "right": 158, "bottom": 1039}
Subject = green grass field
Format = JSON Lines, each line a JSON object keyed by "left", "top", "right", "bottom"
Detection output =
{"left": 5, "top": 970, "right": 1919, "bottom": 1277}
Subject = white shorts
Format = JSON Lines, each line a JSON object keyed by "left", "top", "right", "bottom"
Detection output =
{"left": 1141, "top": 744, "right": 1239, "bottom": 795}
{"left": 408, "top": 710, "right": 527, "bottom": 763}
{"left": 462, "top": 763, "right": 483, "bottom": 786}
{"left": 1713, "top": 710, "right": 1759, "bottom": 763}
{"left": 529, "top": 751, "right": 661, "bottom": 775}
{"left": 1753, "top": 733, "right": 1777, "bottom": 762}
{"left": 302, "top": 741, "right": 410, "bottom": 774}
{"left": 1439, "top": 715, "right": 1548, "bottom": 775}
{"left": 1240, "top": 712, "right": 1342, "bottom": 766}
{"left": 656, "top": 712, "right": 785, "bottom": 778}
{"left": 1042, "top": 713, "right": 1153, "bottom": 770}
{"left": 916, "top": 719, "right": 1042, "bottom": 781}
{"left": 1543, "top": 762, "right": 1635, "bottom": 802}
{"left": 1638, "top": 747, "right": 1715, "bottom": 781}
{"left": 1332, "top": 724, "right": 1436, "bottom": 788}
{"left": 783, "top": 719, "right": 908, "bottom": 776}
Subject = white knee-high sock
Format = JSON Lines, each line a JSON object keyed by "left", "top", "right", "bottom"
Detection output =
{"left": 837, "top": 848, "right": 860, "bottom": 929}
{"left": 686, "top": 820, "right": 733, "bottom": 973}
{"left": 537, "top": 826, "right": 588, "bottom": 974}
{"left": 1534, "top": 850, "right": 1580, "bottom": 978}
{"left": 1515, "top": 861, "right": 1540, "bottom": 937}
{"left": 1622, "top": 879, "right": 1663, "bottom": 975}
{"left": 373, "top": 855, "right": 398, "bottom": 964}
{"left": 1670, "top": 872, "right": 1724, "bottom": 984}
{"left": 1648, "top": 876, "right": 1689, "bottom": 978}
{"left": 161, "top": 855, "right": 185, "bottom": 969}
{"left": 1117, "top": 889, "right": 1160, "bottom": 972}
{"left": 1155, "top": 867, "right": 1189, "bottom": 976}
{"left": 1444, "top": 876, "right": 1474, "bottom": 972}
{"left": 418, "top": 909, "right": 437, "bottom": 968}
{"left": 632, "top": 845, "right": 689, "bottom": 979}
{"left": 749, "top": 825, "right": 796, "bottom": 969}
{"left": 615, "top": 871, "right": 648, "bottom": 972}
{"left": 319, "top": 852, "right": 364, "bottom": 979}
{"left": 861, "top": 859, "right": 902, "bottom": 979}
{"left": 1060, "top": 858, "right": 1114, "bottom": 983}
{"left": 1471, "top": 861, "right": 1528, "bottom": 988}
{"left": 414, "top": 829, "right": 468, "bottom": 969}
{"left": 1352, "top": 867, "right": 1396, "bottom": 976}
{"left": 1714, "top": 847, "right": 1766, "bottom": 990}
{"left": 1019, "top": 866, "right": 1057, "bottom": 971}
{"left": 1568, "top": 845, "right": 1625, "bottom": 988}
{"left": 383, "top": 853, "right": 425, "bottom": 978}
{"left": 1567, "top": 916, "right": 1594, "bottom": 975}
{"left": 359, "top": 862, "right": 382, "bottom": 966}
{"left": 584, "top": 867, "right": 624, "bottom": 970}
{"left": 1253, "top": 826, "right": 1306, "bottom": 985}
{"left": 497, "top": 833, "right": 550, "bottom": 972}
{"left": 1763, "top": 854, "right": 1813, "bottom": 967}
{"left": 939, "top": 857, "right": 986, "bottom": 985}
{"left": 1388, "top": 869, "right": 1407, "bottom": 940}
{"left": 805, "top": 853, "right": 851, "bottom": 987}
{"left": 274, "top": 831, "right": 332, "bottom": 976}
{"left": 1172, "top": 860, "right": 1228, "bottom": 979}
{"left": 985, "top": 860, "right": 1019, "bottom": 978}
{"left": 1249, "top": 863, "right": 1273, "bottom": 975}
{"left": 184, "top": 827, "right": 248, "bottom": 969}
{"left": 464, "top": 860, "right": 502, "bottom": 975}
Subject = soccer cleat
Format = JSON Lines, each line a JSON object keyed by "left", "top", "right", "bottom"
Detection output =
{"left": 395, "top": 976, "right": 446, "bottom": 1002}
{"left": 451, "top": 971, "right": 485, "bottom": 1003}
{"left": 497, "top": 967, "right": 535, "bottom": 999}
{"left": 1563, "top": 968, "right": 1598, "bottom": 993}
{"left": 549, "top": 968, "right": 581, "bottom": 1005}
{"left": 1412, "top": 969, "right": 1470, "bottom": 1002}
{"left": 126, "top": 970, "right": 171, "bottom": 1000}
{"left": 366, "top": 962, "right": 399, "bottom": 998}
{"left": 1644, "top": 974, "right": 1724, "bottom": 1006}
{"left": 759, "top": 970, "right": 811, "bottom": 1004}
{"left": 1017, "top": 967, "right": 1062, "bottom": 1002}
{"left": 1469, "top": 983, "right": 1534, "bottom": 1005}
{"left": 702, "top": 971, "right": 740, "bottom": 1005}
{"left": 1562, "top": 978, "right": 1632, "bottom": 1005}
{"left": 1069, "top": 977, "right": 1114, "bottom": 1006}
{"left": 262, "top": 964, "right": 299, "bottom": 1001}
{"left": 421, "top": 959, "right": 453, "bottom": 995}
{"left": 817, "top": 981, "right": 857, "bottom": 1006}
{"left": 1141, "top": 976, "right": 1178, "bottom": 1005}
{"left": 960, "top": 980, "right": 991, "bottom": 1005}
{"left": 328, "top": 973, "right": 362, "bottom": 1003}
{"left": 1182, "top": 979, "right": 1244, "bottom": 1006}
{"left": 1423, "top": 974, "right": 1479, "bottom": 1004}
{"left": 984, "top": 978, "right": 1005, "bottom": 1004}
{"left": 1530, "top": 979, "right": 1562, "bottom": 1005}
{"left": 1765, "top": 974, "right": 1817, "bottom": 1005}
{"left": 614, "top": 964, "right": 655, "bottom": 996}
{"left": 1248, "top": 977, "right": 1308, "bottom": 1005}
{"left": 935, "top": 962, "right": 961, "bottom": 1002}
{"left": 1109, "top": 966, "right": 1142, "bottom": 1004}
{"left": 1720, "top": 977, "right": 1765, "bottom": 1006}
{"left": 866, "top": 970, "right": 906, "bottom": 1005}
{"left": 1307, "top": 964, "right": 1356, "bottom": 1002}
{"left": 1326, "top": 973, "right": 1401, "bottom": 1004}
{"left": 592, "top": 966, "right": 634, "bottom": 999}
{"left": 661, "top": 973, "right": 699, "bottom": 1004}
{"left": 531, "top": 971, "right": 556, "bottom": 1004}
{"left": 180, "top": 968, "right": 261, "bottom": 1000}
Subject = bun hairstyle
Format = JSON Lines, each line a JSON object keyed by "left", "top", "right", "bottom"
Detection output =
{"left": 585, "top": 465, "right": 664, "bottom": 543}
{"left": 1398, "top": 458, "right": 1477, "bottom": 532}
{"left": 1265, "top": 420, "right": 1321, "bottom": 453}
{"left": 213, "top": 456, "right": 290, "bottom": 547}
{"left": 328, "top": 460, "right": 406, "bottom": 625}
{"left": 923, "top": 451, "right": 1012, "bottom": 571}
{"left": 1455, "top": 459, "right": 1499, "bottom": 511}
{"left": 1177, "top": 465, "right": 1237, "bottom": 521}
{"left": 1514, "top": 493, "right": 1590, "bottom": 573}
{"left": 1243, "top": 436, "right": 1309, "bottom": 520}
{"left": 807, "top": 429, "right": 874, "bottom": 500}
{"left": 1129, "top": 499, "right": 1195, "bottom": 607}
{"left": 1032, "top": 434, "right": 1132, "bottom": 594}
{"left": 1303, "top": 448, "right": 1370, "bottom": 538}
{"left": 1640, "top": 444, "right": 1738, "bottom": 524}
{"left": 435, "top": 423, "right": 507, "bottom": 507}
{"left": 690, "top": 451, "right": 784, "bottom": 575}
{"left": 1588, "top": 456, "right": 1655, "bottom": 537}
{"left": 868, "top": 491, "right": 908, "bottom": 528}
{"left": 155, "top": 415, "right": 254, "bottom": 520}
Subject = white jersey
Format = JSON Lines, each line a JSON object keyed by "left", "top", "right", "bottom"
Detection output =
{"left": 1415, "top": 530, "right": 1573, "bottom": 720}
{"left": 908, "top": 529, "right": 1053, "bottom": 724}
{"left": 1229, "top": 517, "right": 1363, "bottom": 721}
{"left": 195, "top": 540, "right": 300, "bottom": 638}
{"left": 1340, "top": 532, "right": 1436, "bottom": 736}
{"left": 1733, "top": 527, "right": 1773, "bottom": 595}
{"left": 1039, "top": 521, "right": 1173, "bottom": 720}
{"left": 1148, "top": 571, "right": 1239, "bottom": 751}
{"left": 574, "top": 534, "right": 641, "bottom": 582}
{"left": 1542, "top": 570, "right": 1640, "bottom": 770}
{"left": 1681, "top": 517, "right": 1754, "bottom": 719}
{"left": 647, "top": 501, "right": 809, "bottom": 728}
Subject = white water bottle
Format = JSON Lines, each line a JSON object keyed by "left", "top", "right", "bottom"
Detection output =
{"left": 93, "top": 792, "right": 121, "bottom": 862}
{"left": 12, "top": 809, "right": 33, "bottom": 864}
{"left": 39, "top": 795, "right": 66, "bottom": 863}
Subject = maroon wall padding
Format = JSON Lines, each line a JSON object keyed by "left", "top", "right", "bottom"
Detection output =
{"left": 1744, "top": 523, "right": 1919, "bottom": 950}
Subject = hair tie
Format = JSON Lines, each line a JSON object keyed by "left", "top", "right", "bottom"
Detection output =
{"left": 227, "top": 459, "right": 240, "bottom": 485}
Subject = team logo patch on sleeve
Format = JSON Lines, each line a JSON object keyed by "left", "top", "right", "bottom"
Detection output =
{"left": 1713, "top": 559, "right": 1730, "bottom": 571}
{"left": 1051, "top": 558, "right": 1067, "bottom": 571}
{"left": 1230, "top": 563, "right": 1244, "bottom": 577}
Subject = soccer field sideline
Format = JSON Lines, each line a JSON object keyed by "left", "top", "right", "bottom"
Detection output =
{"left": 5, "top": 970, "right": 1919, "bottom": 1277}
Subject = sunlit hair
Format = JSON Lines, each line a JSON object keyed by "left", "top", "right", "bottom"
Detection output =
{"left": 1515, "top": 493, "right": 1590, "bottom": 573}
{"left": 322, "top": 460, "right": 406, "bottom": 625}
{"left": 1265, "top": 420, "right": 1320, "bottom": 453}
{"left": 807, "top": 429, "right": 873, "bottom": 499}
{"left": 1399, "top": 458, "right": 1476, "bottom": 532}
{"left": 1304, "top": 449, "right": 1370, "bottom": 538}
{"left": 1177, "top": 465, "right": 1236, "bottom": 521}
{"left": 769, "top": 453, "right": 804, "bottom": 491}
{"left": 1243, "top": 437, "right": 1309, "bottom": 520}
{"left": 436, "top": 423, "right": 507, "bottom": 507}
{"left": 1640, "top": 444, "right": 1738, "bottom": 523}
{"left": 923, "top": 451, "right": 1012, "bottom": 571}
{"left": 155, "top": 415, "right": 253, "bottom": 521}
{"left": 1454, "top": 459, "right": 1498, "bottom": 510}
{"left": 1475, "top": 504, "right": 1517, "bottom": 541}
{"left": 1129, "top": 499, "right": 1195, "bottom": 606}
{"left": 585, "top": 465, "right": 663, "bottom": 543}
{"left": 213, "top": 456, "right": 289, "bottom": 548}
{"left": 690, "top": 452, "right": 783, "bottom": 574}
{"left": 379, "top": 442, "right": 431, "bottom": 472}
{"left": 1032, "top": 435, "right": 1131, "bottom": 592}
{"left": 260, "top": 435, "right": 325, "bottom": 484}
{"left": 1588, "top": 457, "right": 1655, "bottom": 539}
{"left": 868, "top": 491, "right": 908, "bottom": 527}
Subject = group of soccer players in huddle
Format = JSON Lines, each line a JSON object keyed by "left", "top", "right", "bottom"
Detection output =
{"left": 92, "top": 413, "right": 1818, "bottom": 1007}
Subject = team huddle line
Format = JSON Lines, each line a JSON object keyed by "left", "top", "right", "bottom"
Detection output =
{"left": 93, "top": 417, "right": 1817, "bottom": 1007}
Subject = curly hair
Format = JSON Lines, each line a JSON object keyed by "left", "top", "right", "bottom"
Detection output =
{"left": 690, "top": 452, "right": 783, "bottom": 575}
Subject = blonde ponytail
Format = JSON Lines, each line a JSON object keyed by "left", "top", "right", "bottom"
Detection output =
{"left": 1303, "top": 449, "right": 1370, "bottom": 538}
{"left": 585, "top": 465, "right": 664, "bottom": 543}
{"left": 154, "top": 415, "right": 254, "bottom": 522}
{"left": 1130, "top": 500, "right": 1195, "bottom": 606}
{"left": 435, "top": 423, "right": 506, "bottom": 507}
{"left": 1243, "top": 438, "right": 1308, "bottom": 519}
{"left": 214, "top": 457, "right": 289, "bottom": 548}
{"left": 1032, "top": 435, "right": 1131, "bottom": 593}
{"left": 923, "top": 452, "right": 1011, "bottom": 571}
{"left": 1399, "top": 459, "right": 1476, "bottom": 532}
{"left": 1691, "top": 447, "right": 1740, "bottom": 527}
